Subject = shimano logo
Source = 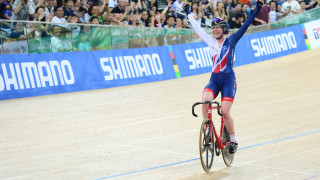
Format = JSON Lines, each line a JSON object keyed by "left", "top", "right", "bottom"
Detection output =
{"left": 0, "top": 60, "right": 75, "bottom": 91}
{"left": 100, "top": 53, "right": 163, "bottom": 81}
{"left": 185, "top": 47, "right": 212, "bottom": 70}
{"left": 250, "top": 31, "right": 297, "bottom": 57}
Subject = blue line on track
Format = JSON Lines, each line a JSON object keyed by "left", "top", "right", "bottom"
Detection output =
{"left": 95, "top": 129, "right": 320, "bottom": 180}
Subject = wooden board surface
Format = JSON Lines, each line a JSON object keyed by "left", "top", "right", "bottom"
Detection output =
{"left": 0, "top": 48, "right": 319, "bottom": 180}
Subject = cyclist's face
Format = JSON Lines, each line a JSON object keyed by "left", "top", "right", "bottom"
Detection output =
{"left": 212, "top": 25, "right": 223, "bottom": 39}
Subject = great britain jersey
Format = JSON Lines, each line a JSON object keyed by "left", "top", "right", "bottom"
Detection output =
{"left": 187, "top": 7, "right": 259, "bottom": 73}
{"left": 187, "top": 7, "right": 259, "bottom": 101}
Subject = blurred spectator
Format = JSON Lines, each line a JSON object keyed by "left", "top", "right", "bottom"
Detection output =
{"left": 129, "top": 12, "right": 141, "bottom": 26}
{"left": 109, "top": 0, "right": 117, "bottom": 11}
{"left": 89, "top": 15, "right": 99, "bottom": 24}
{"left": 85, "top": 4, "right": 104, "bottom": 23}
{"left": 164, "top": 16, "right": 178, "bottom": 45}
{"left": 76, "top": 6, "right": 87, "bottom": 22}
{"left": 27, "top": 22, "right": 51, "bottom": 53}
{"left": 175, "top": 17, "right": 183, "bottom": 28}
{"left": 169, "top": 0, "right": 185, "bottom": 19}
{"left": 69, "top": 14, "right": 81, "bottom": 38}
{"left": 276, "top": 4, "right": 283, "bottom": 20}
{"left": 92, "top": 23, "right": 111, "bottom": 50}
{"left": 222, "top": 0, "right": 231, "bottom": 14}
{"left": 73, "top": 0, "right": 82, "bottom": 14}
{"left": 241, "top": 3, "right": 249, "bottom": 20}
{"left": 50, "top": 25, "right": 65, "bottom": 52}
{"left": 214, "top": 2, "right": 228, "bottom": 20}
{"left": 304, "top": 0, "right": 318, "bottom": 10}
{"left": 1, "top": 0, "right": 13, "bottom": 20}
{"left": 52, "top": 5, "right": 67, "bottom": 23}
{"left": 34, "top": 6, "right": 46, "bottom": 21}
{"left": 229, "top": 13, "right": 245, "bottom": 29}
{"left": 139, "top": 10, "right": 150, "bottom": 27}
{"left": 78, "top": 33, "right": 92, "bottom": 51}
{"left": 229, "top": 0, "right": 237, "bottom": 8}
{"left": 111, "top": 0, "right": 125, "bottom": 13}
{"left": 281, "top": 0, "right": 301, "bottom": 18}
{"left": 12, "top": 0, "right": 35, "bottom": 21}
{"left": 44, "top": 0, "right": 55, "bottom": 18}
{"left": 299, "top": 0, "right": 307, "bottom": 12}
{"left": 8, "top": 22, "right": 26, "bottom": 40}
{"left": 151, "top": 0, "right": 168, "bottom": 13}
{"left": 200, "top": 0, "right": 214, "bottom": 19}
{"left": 191, "top": 2, "right": 203, "bottom": 27}
{"left": 182, "top": 18, "right": 190, "bottom": 28}
{"left": 164, "top": 15, "right": 175, "bottom": 28}
{"left": 269, "top": 0, "right": 279, "bottom": 23}
{"left": 154, "top": 13, "right": 166, "bottom": 27}
{"left": 51, "top": 5, "right": 69, "bottom": 30}
{"left": 154, "top": 1, "right": 171, "bottom": 27}
{"left": 62, "top": 31, "right": 73, "bottom": 51}
{"left": 228, "top": 3, "right": 242, "bottom": 26}
{"left": 63, "top": 0, "right": 75, "bottom": 18}
{"left": 254, "top": 0, "right": 269, "bottom": 25}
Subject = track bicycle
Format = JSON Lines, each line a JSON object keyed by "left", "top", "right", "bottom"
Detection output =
{"left": 192, "top": 101, "right": 234, "bottom": 172}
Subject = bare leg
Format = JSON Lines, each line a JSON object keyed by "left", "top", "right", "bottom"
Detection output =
{"left": 202, "top": 91, "right": 214, "bottom": 120}
{"left": 221, "top": 101, "right": 235, "bottom": 135}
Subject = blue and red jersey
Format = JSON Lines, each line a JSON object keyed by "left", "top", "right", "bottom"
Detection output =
{"left": 187, "top": 7, "right": 259, "bottom": 74}
{"left": 187, "top": 7, "right": 259, "bottom": 102}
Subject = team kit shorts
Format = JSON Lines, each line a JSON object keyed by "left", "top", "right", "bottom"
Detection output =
{"left": 203, "top": 71, "right": 237, "bottom": 103}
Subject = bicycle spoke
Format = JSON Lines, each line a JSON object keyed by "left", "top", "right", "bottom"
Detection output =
{"left": 208, "top": 146, "right": 215, "bottom": 154}
{"left": 201, "top": 146, "right": 207, "bottom": 153}
{"left": 206, "top": 150, "right": 208, "bottom": 166}
{"left": 199, "top": 119, "right": 215, "bottom": 172}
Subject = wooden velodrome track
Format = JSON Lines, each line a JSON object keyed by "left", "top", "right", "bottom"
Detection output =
{"left": 0, "top": 48, "right": 320, "bottom": 180}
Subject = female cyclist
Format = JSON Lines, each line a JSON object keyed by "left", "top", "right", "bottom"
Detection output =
{"left": 183, "top": 0, "right": 263, "bottom": 154}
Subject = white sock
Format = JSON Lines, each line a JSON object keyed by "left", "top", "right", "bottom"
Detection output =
{"left": 229, "top": 134, "right": 236, "bottom": 143}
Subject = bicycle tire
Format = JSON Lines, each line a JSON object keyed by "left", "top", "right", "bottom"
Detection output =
{"left": 222, "top": 125, "right": 234, "bottom": 166}
{"left": 199, "top": 119, "right": 215, "bottom": 172}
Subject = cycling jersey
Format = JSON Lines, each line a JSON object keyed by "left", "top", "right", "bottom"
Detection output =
{"left": 187, "top": 7, "right": 258, "bottom": 73}
{"left": 187, "top": 7, "right": 259, "bottom": 102}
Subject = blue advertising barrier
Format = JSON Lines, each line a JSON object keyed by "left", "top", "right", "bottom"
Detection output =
{"left": 0, "top": 24, "right": 308, "bottom": 100}
{"left": 172, "top": 24, "right": 307, "bottom": 78}
{"left": 0, "top": 46, "right": 176, "bottom": 100}
{"left": 234, "top": 24, "right": 308, "bottom": 66}
{"left": 170, "top": 42, "right": 212, "bottom": 78}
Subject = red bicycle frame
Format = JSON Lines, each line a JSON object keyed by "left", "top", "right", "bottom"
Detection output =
{"left": 208, "top": 105, "right": 227, "bottom": 149}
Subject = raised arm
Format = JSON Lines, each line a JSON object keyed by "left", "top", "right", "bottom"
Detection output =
{"left": 229, "top": 1, "right": 262, "bottom": 45}
{"left": 185, "top": 4, "right": 214, "bottom": 46}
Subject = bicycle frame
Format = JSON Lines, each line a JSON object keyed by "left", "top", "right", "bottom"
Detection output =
{"left": 193, "top": 100, "right": 235, "bottom": 170}
{"left": 208, "top": 105, "right": 225, "bottom": 150}
{"left": 192, "top": 101, "right": 227, "bottom": 149}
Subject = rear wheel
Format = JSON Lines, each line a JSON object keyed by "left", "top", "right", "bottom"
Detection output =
{"left": 222, "top": 125, "right": 234, "bottom": 166}
{"left": 199, "top": 119, "right": 215, "bottom": 172}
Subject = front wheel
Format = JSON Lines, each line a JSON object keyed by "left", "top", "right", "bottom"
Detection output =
{"left": 222, "top": 125, "right": 234, "bottom": 166}
{"left": 199, "top": 119, "right": 215, "bottom": 172}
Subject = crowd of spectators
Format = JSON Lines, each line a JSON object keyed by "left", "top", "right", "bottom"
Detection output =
{"left": 0, "top": 0, "right": 319, "bottom": 52}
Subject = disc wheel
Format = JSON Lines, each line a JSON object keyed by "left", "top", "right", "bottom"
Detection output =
{"left": 199, "top": 119, "right": 215, "bottom": 172}
{"left": 222, "top": 125, "right": 234, "bottom": 166}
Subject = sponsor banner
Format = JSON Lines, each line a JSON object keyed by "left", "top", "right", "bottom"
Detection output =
{"left": 234, "top": 24, "right": 307, "bottom": 67}
{"left": 0, "top": 46, "right": 176, "bottom": 100}
{"left": 1, "top": 40, "right": 28, "bottom": 55}
{"left": 171, "top": 41, "right": 212, "bottom": 77}
{"left": 303, "top": 19, "right": 320, "bottom": 49}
